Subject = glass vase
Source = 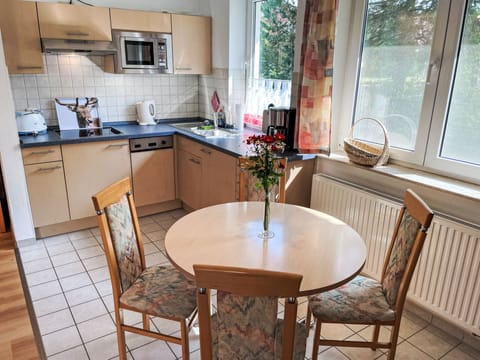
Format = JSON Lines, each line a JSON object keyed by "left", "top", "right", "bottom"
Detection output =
{"left": 258, "top": 190, "right": 274, "bottom": 239}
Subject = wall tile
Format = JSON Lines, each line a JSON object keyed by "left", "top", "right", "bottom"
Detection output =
{"left": 10, "top": 54, "right": 202, "bottom": 125}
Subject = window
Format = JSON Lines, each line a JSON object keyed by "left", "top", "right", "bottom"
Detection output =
{"left": 245, "top": 0, "right": 297, "bottom": 129}
{"left": 338, "top": 0, "right": 480, "bottom": 184}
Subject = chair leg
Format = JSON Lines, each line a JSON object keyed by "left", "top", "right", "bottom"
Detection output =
{"left": 311, "top": 320, "right": 322, "bottom": 359}
{"left": 305, "top": 306, "right": 312, "bottom": 337}
{"left": 115, "top": 309, "right": 127, "bottom": 360}
{"left": 387, "top": 324, "right": 401, "bottom": 360}
{"left": 142, "top": 313, "right": 150, "bottom": 331}
{"left": 180, "top": 319, "right": 190, "bottom": 360}
{"left": 371, "top": 324, "right": 380, "bottom": 350}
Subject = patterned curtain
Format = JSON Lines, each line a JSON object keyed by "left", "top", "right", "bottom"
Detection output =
{"left": 296, "top": 0, "right": 337, "bottom": 154}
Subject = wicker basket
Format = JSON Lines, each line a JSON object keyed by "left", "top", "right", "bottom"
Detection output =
{"left": 343, "top": 118, "right": 389, "bottom": 167}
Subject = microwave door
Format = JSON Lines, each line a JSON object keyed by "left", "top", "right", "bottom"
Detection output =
{"left": 120, "top": 37, "right": 158, "bottom": 69}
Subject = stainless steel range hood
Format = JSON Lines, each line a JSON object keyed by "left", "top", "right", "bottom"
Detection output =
{"left": 41, "top": 38, "right": 117, "bottom": 55}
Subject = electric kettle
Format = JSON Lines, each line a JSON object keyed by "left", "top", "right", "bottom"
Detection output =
{"left": 16, "top": 109, "right": 47, "bottom": 136}
{"left": 136, "top": 100, "right": 156, "bottom": 125}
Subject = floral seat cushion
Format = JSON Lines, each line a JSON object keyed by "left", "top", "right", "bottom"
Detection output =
{"left": 308, "top": 275, "right": 395, "bottom": 323}
{"left": 120, "top": 265, "right": 197, "bottom": 320}
{"left": 210, "top": 312, "right": 307, "bottom": 359}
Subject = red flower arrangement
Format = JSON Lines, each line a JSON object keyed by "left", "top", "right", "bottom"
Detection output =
{"left": 244, "top": 132, "right": 286, "bottom": 193}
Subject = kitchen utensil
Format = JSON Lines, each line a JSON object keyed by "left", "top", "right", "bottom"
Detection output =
{"left": 211, "top": 90, "right": 220, "bottom": 113}
{"left": 136, "top": 100, "right": 156, "bottom": 125}
{"left": 16, "top": 109, "right": 47, "bottom": 135}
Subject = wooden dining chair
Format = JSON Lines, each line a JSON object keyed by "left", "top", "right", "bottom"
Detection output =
{"left": 305, "top": 189, "right": 434, "bottom": 360}
{"left": 91, "top": 177, "right": 197, "bottom": 360}
{"left": 238, "top": 157, "right": 288, "bottom": 203}
{"left": 194, "top": 264, "right": 307, "bottom": 360}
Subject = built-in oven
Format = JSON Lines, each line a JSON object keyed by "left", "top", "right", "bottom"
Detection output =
{"left": 113, "top": 31, "right": 173, "bottom": 74}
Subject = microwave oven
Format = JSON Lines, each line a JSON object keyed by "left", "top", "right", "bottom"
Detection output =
{"left": 113, "top": 31, "right": 173, "bottom": 74}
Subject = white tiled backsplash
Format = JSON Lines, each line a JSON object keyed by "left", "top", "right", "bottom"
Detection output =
{"left": 9, "top": 54, "right": 230, "bottom": 126}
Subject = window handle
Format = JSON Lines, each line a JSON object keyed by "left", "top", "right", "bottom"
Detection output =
{"left": 426, "top": 59, "right": 440, "bottom": 84}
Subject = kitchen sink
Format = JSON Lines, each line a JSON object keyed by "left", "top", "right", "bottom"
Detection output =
{"left": 171, "top": 122, "right": 241, "bottom": 138}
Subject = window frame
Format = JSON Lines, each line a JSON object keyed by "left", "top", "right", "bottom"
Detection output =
{"left": 334, "top": 0, "right": 480, "bottom": 185}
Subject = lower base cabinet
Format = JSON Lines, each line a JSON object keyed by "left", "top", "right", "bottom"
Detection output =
{"left": 24, "top": 161, "right": 70, "bottom": 227}
{"left": 62, "top": 140, "right": 131, "bottom": 220}
{"left": 176, "top": 136, "right": 237, "bottom": 209}
{"left": 131, "top": 148, "right": 175, "bottom": 207}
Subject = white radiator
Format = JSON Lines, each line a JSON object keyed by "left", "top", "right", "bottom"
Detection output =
{"left": 310, "top": 174, "right": 480, "bottom": 334}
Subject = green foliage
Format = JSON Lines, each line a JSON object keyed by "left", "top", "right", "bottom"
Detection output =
{"left": 259, "top": 0, "right": 297, "bottom": 80}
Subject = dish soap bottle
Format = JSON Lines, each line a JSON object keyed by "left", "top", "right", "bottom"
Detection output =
{"left": 217, "top": 106, "right": 226, "bottom": 128}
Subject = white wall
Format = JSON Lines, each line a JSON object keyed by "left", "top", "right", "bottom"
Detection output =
{"left": 0, "top": 32, "right": 36, "bottom": 243}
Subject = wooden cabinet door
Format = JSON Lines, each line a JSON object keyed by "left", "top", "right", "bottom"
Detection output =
{"left": 111, "top": 8, "right": 171, "bottom": 33}
{"left": 201, "top": 147, "right": 237, "bottom": 207}
{"left": 177, "top": 149, "right": 202, "bottom": 210}
{"left": 172, "top": 14, "right": 212, "bottom": 74}
{"left": 62, "top": 140, "right": 131, "bottom": 220}
{"left": 131, "top": 149, "right": 175, "bottom": 207}
{"left": 37, "top": 2, "right": 112, "bottom": 41}
{"left": 0, "top": 0, "right": 44, "bottom": 74}
{"left": 24, "top": 161, "right": 70, "bottom": 227}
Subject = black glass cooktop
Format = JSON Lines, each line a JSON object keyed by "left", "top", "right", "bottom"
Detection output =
{"left": 55, "top": 127, "right": 123, "bottom": 139}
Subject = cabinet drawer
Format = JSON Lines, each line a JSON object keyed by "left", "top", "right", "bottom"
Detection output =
{"left": 22, "top": 146, "right": 62, "bottom": 165}
{"left": 176, "top": 136, "right": 213, "bottom": 156}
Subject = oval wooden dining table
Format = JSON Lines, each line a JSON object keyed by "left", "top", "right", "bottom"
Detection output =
{"left": 165, "top": 202, "right": 367, "bottom": 296}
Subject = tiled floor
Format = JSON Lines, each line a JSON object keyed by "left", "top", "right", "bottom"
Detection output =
{"left": 18, "top": 209, "right": 480, "bottom": 360}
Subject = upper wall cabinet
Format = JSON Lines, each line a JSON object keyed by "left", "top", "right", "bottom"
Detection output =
{"left": 0, "top": 0, "right": 44, "bottom": 74}
{"left": 172, "top": 14, "right": 212, "bottom": 75}
{"left": 110, "top": 8, "right": 171, "bottom": 33}
{"left": 37, "top": 2, "right": 112, "bottom": 41}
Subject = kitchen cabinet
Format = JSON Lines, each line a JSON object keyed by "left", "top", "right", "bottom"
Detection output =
{"left": 0, "top": 0, "right": 44, "bottom": 74}
{"left": 62, "top": 140, "right": 131, "bottom": 220}
{"left": 176, "top": 148, "right": 202, "bottom": 210}
{"left": 176, "top": 136, "right": 237, "bottom": 209}
{"left": 131, "top": 148, "right": 175, "bottom": 207}
{"left": 110, "top": 8, "right": 171, "bottom": 33}
{"left": 22, "top": 146, "right": 70, "bottom": 227}
{"left": 171, "top": 14, "right": 212, "bottom": 75}
{"left": 37, "top": 2, "right": 112, "bottom": 41}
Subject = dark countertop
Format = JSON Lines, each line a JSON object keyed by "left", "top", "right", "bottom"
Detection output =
{"left": 19, "top": 120, "right": 315, "bottom": 162}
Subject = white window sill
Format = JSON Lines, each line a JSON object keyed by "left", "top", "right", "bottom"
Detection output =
{"left": 315, "top": 152, "right": 480, "bottom": 227}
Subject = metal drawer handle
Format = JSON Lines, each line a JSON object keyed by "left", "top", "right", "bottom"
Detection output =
{"left": 17, "top": 66, "right": 43, "bottom": 70}
{"left": 36, "top": 165, "right": 62, "bottom": 172}
{"left": 175, "top": 67, "right": 193, "bottom": 71}
{"left": 106, "top": 143, "right": 128, "bottom": 149}
{"left": 30, "top": 150, "right": 55, "bottom": 155}
{"left": 200, "top": 148, "right": 212, "bottom": 155}
{"left": 66, "top": 31, "right": 90, "bottom": 36}
{"left": 189, "top": 158, "right": 201, "bottom": 165}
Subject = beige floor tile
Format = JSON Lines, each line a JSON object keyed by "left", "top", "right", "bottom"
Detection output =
{"left": 441, "top": 345, "right": 480, "bottom": 360}
{"left": 77, "top": 313, "right": 116, "bottom": 343}
{"left": 390, "top": 341, "right": 433, "bottom": 359}
{"left": 29, "top": 279, "right": 62, "bottom": 301}
{"left": 48, "top": 345, "right": 89, "bottom": 360}
{"left": 408, "top": 325, "right": 460, "bottom": 359}
{"left": 42, "top": 325, "right": 83, "bottom": 357}
{"left": 68, "top": 229, "right": 94, "bottom": 241}
{"left": 320, "top": 323, "right": 356, "bottom": 341}
{"left": 336, "top": 335, "right": 385, "bottom": 360}
{"left": 84, "top": 332, "right": 121, "bottom": 360}
{"left": 316, "top": 347, "right": 350, "bottom": 359}
{"left": 64, "top": 284, "right": 99, "bottom": 307}
{"left": 130, "top": 339, "right": 176, "bottom": 359}
{"left": 357, "top": 325, "right": 404, "bottom": 344}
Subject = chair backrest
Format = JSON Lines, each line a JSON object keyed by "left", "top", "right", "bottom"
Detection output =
{"left": 238, "top": 157, "right": 287, "bottom": 203}
{"left": 381, "top": 189, "right": 434, "bottom": 310}
{"left": 92, "top": 177, "right": 146, "bottom": 296}
{"left": 194, "top": 265, "right": 303, "bottom": 360}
